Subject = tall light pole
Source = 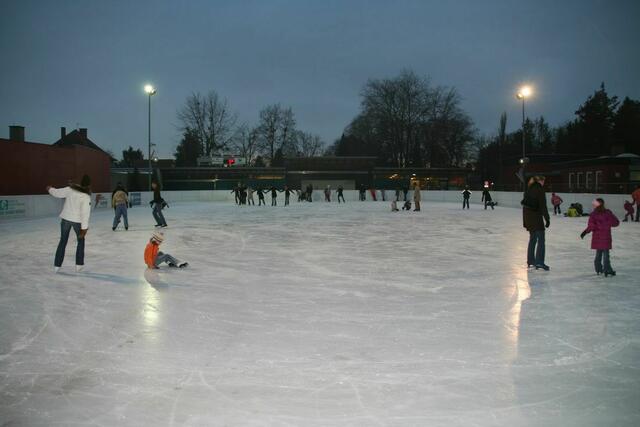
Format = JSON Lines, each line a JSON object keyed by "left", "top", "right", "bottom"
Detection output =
{"left": 144, "top": 84, "right": 157, "bottom": 191}
{"left": 516, "top": 85, "right": 532, "bottom": 188}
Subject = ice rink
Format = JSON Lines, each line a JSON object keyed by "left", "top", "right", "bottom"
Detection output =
{"left": 1, "top": 200, "right": 639, "bottom": 426}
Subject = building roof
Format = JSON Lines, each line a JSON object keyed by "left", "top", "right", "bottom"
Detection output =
{"left": 53, "top": 129, "right": 106, "bottom": 153}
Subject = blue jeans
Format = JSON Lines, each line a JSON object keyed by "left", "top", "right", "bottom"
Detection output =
{"left": 55, "top": 219, "right": 84, "bottom": 267}
{"left": 152, "top": 203, "right": 167, "bottom": 226}
{"left": 113, "top": 204, "right": 128, "bottom": 229}
{"left": 527, "top": 230, "right": 545, "bottom": 266}
{"left": 594, "top": 250, "right": 613, "bottom": 273}
{"left": 155, "top": 251, "right": 179, "bottom": 267}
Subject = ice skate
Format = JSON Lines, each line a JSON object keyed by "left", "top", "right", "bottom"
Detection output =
{"left": 54, "top": 266, "right": 60, "bottom": 273}
{"left": 178, "top": 262, "right": 188, "bottom": 268}
{"left": 76, "top": 265, "right": 83, "bottom": 273}
{"left": 605, "top": 270, "right": 616, "bottom": 277}
{"left": 535, "top": 264, "right": 550, "bottom": 271}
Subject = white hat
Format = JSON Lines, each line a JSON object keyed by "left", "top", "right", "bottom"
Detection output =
{"left": 151, "top": 231, "right": 164, "bottom": 243}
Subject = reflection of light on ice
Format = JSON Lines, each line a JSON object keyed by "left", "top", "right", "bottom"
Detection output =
{"left": 506, "top": 278, "right": 531, "bottom": 361}
{"left": 141, "top": 275, "right": 162, "bottom": 332}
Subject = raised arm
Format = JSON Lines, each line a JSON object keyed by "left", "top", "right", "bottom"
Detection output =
{"left": 48, "top": 186, "right": 70, "bottom": 198}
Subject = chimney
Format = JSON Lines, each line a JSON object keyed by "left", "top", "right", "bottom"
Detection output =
{"left": 60, "top": 127, "right": 66, "bottom": 139}
{"left": 79, "top": 128, "right": 87, "bottom": 139}
{"left": 9, "top": 125, "right": 25, "bottom": 142}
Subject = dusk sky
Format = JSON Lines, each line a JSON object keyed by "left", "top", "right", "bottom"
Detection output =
{"left": 1, "top": 0, "right": 639, "bottom": 158}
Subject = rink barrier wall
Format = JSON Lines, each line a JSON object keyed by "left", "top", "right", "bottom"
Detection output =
{"left": 0, "top": 190, "right": 633, "bottom": 220}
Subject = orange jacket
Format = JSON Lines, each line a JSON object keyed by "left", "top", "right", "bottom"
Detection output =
{"left": 144, "top": 241, "right": 160, "bottom": 268}
{"left": 632, "top": 188, "right": 640, "bottom": 204}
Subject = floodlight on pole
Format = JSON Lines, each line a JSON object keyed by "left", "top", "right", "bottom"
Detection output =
{"left": 144, "top": 84, "right": 157, "bottom": 191}
{"left": 516, "top": 85, "right": 533, "bottom": 187}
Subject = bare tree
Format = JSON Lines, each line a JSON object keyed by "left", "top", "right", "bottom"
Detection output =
{"left": 257, "top": 104, "right": 282, "bottom": 161}
{"left": 233, "top": 124, "right": 260, "bottom": 165}
{"left": 296, "top": 131, "right": 324, "bottom": 157}
{"left": 177, "top": 91, "right": 238, "bottom": 155}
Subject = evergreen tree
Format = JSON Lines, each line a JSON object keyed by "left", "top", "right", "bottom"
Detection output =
{"left": 174, "top": 128, "right": 203, "bottom": 167}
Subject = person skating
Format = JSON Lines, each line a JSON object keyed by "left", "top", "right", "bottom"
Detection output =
{"left": 268, "top": 186, "right": 280, "bottom": 206}
{"left": 402, "top": 185, "right": 409, "bottom": 202}
{"left": 551, "top": 192, "right": 563, "bottom": 215}
{"left": 580, "top": 198, "right": 619, "bottom": 276}
{"left": 230, "top": 185, "right": 240, "bottom": 205}
{"left": 522, "top": 176, "right": 550, "bottom": 270}
{"left": 631, "top": 185, "right": 640, "bottom": 222}
{"left": 395, "top": 187, "right": 401, "bottom": 202}
{"left": 247, "top": 186, "right": 255, "bottom": 205}
{"left": 413, "top": 183, "right": 421, "bottom": 211}
{"left": 359, "top": 184, "right": 366, "bottom": 201}
{"left": 324, "top": 185, "right": 331, "bottom": 202}
{"left": 150, "top": 181, "right": 168, "bottom": 227}
{"left": 337, "top": 185, "right": 345, "bottom": 203}
{"left": 111, "top": 182, "right": 130, "bottom": 208}
{"left": 623, "top": 200, "right": 634, "bottom": 222}
{"left": 239, "top": 185, "right": 247, "bottom": 205}
{"left": 482, "top": 187, "right": 495, "bottom": 210}
{"left": 462, "top": 187, "right": 471, "bottom": 209}
{"left": 283, "top": 185, "right": 295, "bottom": 206}
{"left": 402, "top": 200, "right": 412, "bottom": 210}
{"left": 306, "top": 184, "right": 313, "bottom": 202}
{"left": 47, "top": 174, "right": 92, "bottom": 273}
{"left": 257, "top": 188, "right": 266, "bottom": 206}
{"left": 144, "top": 231, "right": 188, "bottom": 269}
{"left": 112, "top": 184, "right": 129, "bottom": 231}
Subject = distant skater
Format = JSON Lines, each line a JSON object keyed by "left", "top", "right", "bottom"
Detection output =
{"left": 482, "top": 187, "right": 495, "bottom": 210}
{"left": 395, "top": 187, "right": 401, "bottom": 201}
{"left": 269, "top": 186, "right": 279, "bottom": 206}
{"left": 247, "top": 186, "right": 255, "bottom": 205}
{"left": 231, "top": 185, "right": 240, "bottom": 205}
{"left": 632, "top": 185, "right": 640, "bottom": 222}
{"left": 306, "top": 184, "right": 313, "bottom": 202}
{"left": 580, "top": 198, "right": 619, "bottom": 277}
{"left": 47, "top": 174, "right": 92, "bottom": 273}
{"left": 391, "top": 200, "right": 399, "bottom": 211}
{"left": 112, "top": 183, "right": 129, "bottom": 231}
{"left": 150, "top": 181, "right": 168, "bottom": 227}
{"left": 462, "top": 187, "right": 471, "bottom": 209}
{"left": 623, "top": 200, "right": 634, "bottom": 222}
{"left": 359, "top": 184, "right": 366, "bottom": 201}
{"left": 551, "top": 192, "right": 563, "bottom": 215}
{"left": 257, "top": 188, "right": 266, "bottom": 206}
{"left": 283, "top": 185, "right": 295, "bottom": 206}
{"left": 324, "top": 185, "right": 331, "bottom": 202}
{"left": 402, "top": 185, "right": 409, "bottom": 202}
{"left": 413, "top": 183, "right": 421, "bottom": 211}
{"left": 337, "top": 185, "right": 345, "bottom": 203}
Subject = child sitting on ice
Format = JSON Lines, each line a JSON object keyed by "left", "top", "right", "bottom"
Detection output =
{"left": 623, "top": 200, "right": 634, "bottom": 222}
{"left": 144, "top": 231, "right": 188, "bottom": 269}
{"left": 391, "top": 200, "right": 399, "bottom": 211}
{"left": 402, "top": 200, "right": 412, "bottom": 211}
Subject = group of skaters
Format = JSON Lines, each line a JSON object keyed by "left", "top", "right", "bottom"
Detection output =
{"left": 460, "top": 187, "right": 498, "bottom": 210}
{"left": 46, "top": 174, "right": 640, "bottom": 278}
{"left": 230, "top": 183, "right": 348, "bottom": 206}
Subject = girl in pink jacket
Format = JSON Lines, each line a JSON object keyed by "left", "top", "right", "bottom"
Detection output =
{"left": 580, "top": 198, "right": 619, "bottom": 277}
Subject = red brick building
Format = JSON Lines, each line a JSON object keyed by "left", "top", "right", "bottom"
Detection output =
{"left": 0, "top": 126, "right": 111, "bottom": 195}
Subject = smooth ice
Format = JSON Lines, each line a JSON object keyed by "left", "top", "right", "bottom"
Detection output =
{"left": 1, "top": 201, "right": 639, "bottom": 426}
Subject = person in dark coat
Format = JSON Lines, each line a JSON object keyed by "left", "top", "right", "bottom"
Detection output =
{"left": 337, "top": 185, "right": 345, "bottom": 203}
{"left": 150, "top": 181, "right": 168, "bottom": 227}
{"left": 257, "top": 188, "right": 266, "bottom": 206}
{"left": 580, "top": 198, "right": 619, "bottom": 276}
{"left": 522, "top": 176, "right": 550, "bottom": 270}
{"left": 482, "top": 188, "right": 495, "bottom": 210}
{"left": 283, "top": 185, "right": 295, "bottom": 206}
{"left": 268, "top": 186, "right": 281, "bottom": 206}
{"left": 461, "top": 187, "right": 471, "bottom": 209}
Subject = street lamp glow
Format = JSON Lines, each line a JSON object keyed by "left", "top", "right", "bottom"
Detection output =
{"left": 517, "top": 85, "right": 532, "bottom": 99}
{"left": 144, "top": 84, "right": 156, "bottom": 95}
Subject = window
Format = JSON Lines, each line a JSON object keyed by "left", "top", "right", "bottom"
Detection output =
{"left": 569, "top": 173, "right": 574, "bottom": 190}
{"left": 595, "top": 171, "right": 603, "bottom": 192}
{"left": 577, "top": 172, "right": 583, "bottom": 190}
{"left": 586, "top": 172, "right": 593, "bottom": 190}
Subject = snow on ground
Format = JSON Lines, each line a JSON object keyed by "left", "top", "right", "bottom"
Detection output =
{"left": 0, "top": 200, "right": 639, "bottom": 426}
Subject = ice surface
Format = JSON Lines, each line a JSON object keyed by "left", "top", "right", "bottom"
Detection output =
{"left": 1, "top": 201, "right": 639, "bottom": 426}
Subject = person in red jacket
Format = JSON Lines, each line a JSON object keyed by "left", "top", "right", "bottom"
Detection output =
{"left": 632, "top": 185, "right": 640, "bottom": 222}
{"left": 551, "top": 192, "right": 563, "bottom": 215}
{"left": 144, "top": 231, "right": 187, "bottom": 269}
{"left": 580, "top": 198, "right": 619, "bottom": 277}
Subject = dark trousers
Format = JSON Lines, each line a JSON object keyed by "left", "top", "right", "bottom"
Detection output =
{"left": 594, "top": 250, "right": 613, "bottom": 273}
{"left": 152, "top": 203, "right": 167, "bottom": 226}
{"left": 484, "top": 201, "right": 494, "bottom": 210}
{"left": 259, "top": 197, "right": 265, "bottom": 206}
{"left": 553, "top": 205, "right": 561, "bottom": 215}
{"left": 463, "top": 198, "right": 469, "bottom": 209}
{"left": 271, "top": 197, "right": 277, "bottom": 206}
{"left": 338, "top": 194, "right": 345, "bottom": 203}
{"left": 285, "top": 195, "right": 290, "bottom": 206}
{"left": 527, "top": 230, "right": 545, "bottom": 266}
{"left": 55, "top": 219, "right": 84, "bottom": 267}
{"left": 636, "top": 205, "right": 640, "bottom": 221}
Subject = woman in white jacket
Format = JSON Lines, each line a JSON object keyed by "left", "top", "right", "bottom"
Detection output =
{"left": 47, "top": 175, "right": 92, "bottom": 272}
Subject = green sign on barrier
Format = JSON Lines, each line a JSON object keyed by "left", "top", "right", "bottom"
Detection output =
{"left": 0, "top": 199, "right": 26, "bottom": 218}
